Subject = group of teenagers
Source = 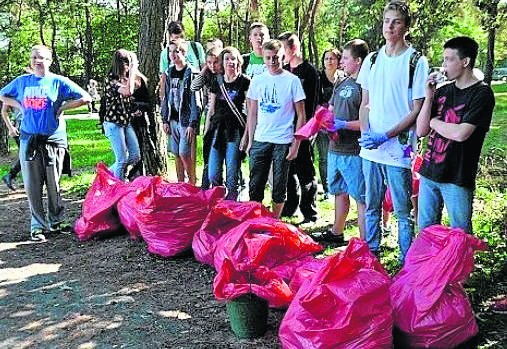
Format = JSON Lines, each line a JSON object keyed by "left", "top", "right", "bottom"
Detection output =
{"left": 0, "top": 0, "right": 495, "bottom": 265}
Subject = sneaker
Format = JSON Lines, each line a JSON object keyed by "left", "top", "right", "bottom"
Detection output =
{"left": 2, "top": 174, "right": 16, "bottom": 190}
{"left": 30, "top": 229, "right": 46, "bottom": 242}
{"left": 49, "top": 222, "right": 72, "bottom": 234}
{"left": 312, "top": 230, "right": 346, "bottom": 244}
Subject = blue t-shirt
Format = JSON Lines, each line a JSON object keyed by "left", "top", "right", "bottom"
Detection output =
{"left": 0, "top": 73, "right": 87, "bottom": 137}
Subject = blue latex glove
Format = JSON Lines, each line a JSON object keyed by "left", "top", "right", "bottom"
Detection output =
{"left": 359, "top": 131, "right": 389, "bottom": 149}
{"left": 333, "top": 119, "right": 348, "bottom": 131}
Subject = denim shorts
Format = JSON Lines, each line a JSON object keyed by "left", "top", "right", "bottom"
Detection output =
{"left": 168, "top": 119, "right": 193, "bottom": 157}
{"left": 327, "top": 152, "right": 365, "bottom": 203}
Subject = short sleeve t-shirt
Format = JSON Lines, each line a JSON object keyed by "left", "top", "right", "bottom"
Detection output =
{"left": 210, "top": 74, "right": 250, "bottom": 133}
{"left": 247, "top": 70, "right": 306, "bottom": 144}
{"left": 319, "top": 70, "right": 335, "bottom": 105}
{"left": 244, "top": 53, "right": 267, "bottom": 78}
{"left": 0, "top": 73, "right": 87, "bottom": 137}
{"left": 160, "top": 41, "right": 205, "bottom": 73}
{"left": 329, "top": 77, "right": 362, "bottom": 155}
{"left": 419, "top": 81, "right": 495, "bottom": 189}
{"left": 357, "top": 45, "right": 429, "bottom": 168}
{"left": 169, "top": 67, "right": 186, "bottom": 121}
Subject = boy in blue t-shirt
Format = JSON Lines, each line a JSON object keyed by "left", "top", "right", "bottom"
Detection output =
{"left": 0, "top": 45, "right": 91, "bottom": 241}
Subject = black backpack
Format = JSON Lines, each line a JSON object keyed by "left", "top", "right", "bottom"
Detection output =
{"left": 370, "top": 50, "right": 422, "bottom": 88}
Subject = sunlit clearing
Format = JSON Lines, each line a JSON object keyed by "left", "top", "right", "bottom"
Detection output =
{"left": 0, "top": 241, "right": 40, "bottom": 253}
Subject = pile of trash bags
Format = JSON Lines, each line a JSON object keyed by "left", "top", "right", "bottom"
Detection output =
{"left": 75, "top": 164, "right": 486, "bottom": 348}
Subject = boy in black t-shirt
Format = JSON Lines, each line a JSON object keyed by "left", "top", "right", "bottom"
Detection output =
{"left": 416, "top": 36, "right": 495, "bottom": 233}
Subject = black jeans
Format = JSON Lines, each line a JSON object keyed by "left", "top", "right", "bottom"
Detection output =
{"left": 281, "top": 140, "right": 318, "bottom": 220}
{"left": 249, "top": 141, "right": 290, "bottom": 204}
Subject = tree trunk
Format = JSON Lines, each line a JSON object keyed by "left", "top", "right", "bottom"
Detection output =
{"left": 484, "top": 27, "right": 495, "bottom": 85}
{"left": 138, "top": 0, "right": 173, "bottom": 176}
{"left": 84, "top": 1, "right": 94, "bottom": 81}
{"left": 47, "top": 0, "right": 61, "bottom": 74}
{"left": 273, "top": 0, "right": 280, "bottom": 37}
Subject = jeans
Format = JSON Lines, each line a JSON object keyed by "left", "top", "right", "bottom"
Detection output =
{"left": 103, "top": 121, "right": 141, "bottom": 180}
{"left": 19, "top": 138, "right": 65, "bottom": 231}
{"left": 327, "top": 152, "right": 365, "bottom": 203}
{"left": 418, "top": 176, "right": 473, "bottom": 233}
{"left": 315, "top": 131, "right": 329, "bottom": 193}
{"left": 249, "top": 141, "right": 290, "bottom": 204}
{"left": 282, "top": 140, "right": 318, "bottom": 220}
{"left": 208, "top": 129, "right": 241, "bottom": 200}
{"left": 362, "top": 159, "right": 413, "bottom": 263}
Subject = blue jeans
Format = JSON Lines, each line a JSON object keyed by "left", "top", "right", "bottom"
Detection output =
{"left": 208, "top": 129, "right": 241, "bottom": 201}
{"left": 103, "top": 121, "right": 140, "bottom": 180}
{"left": 249, "top": 141, "right": 290, "bottom": 204}
{"left": 362, "top": 159, "right": 413, "bottom": 263}
{"left": 418, "top": 176, "right": 473, "bottom": 233}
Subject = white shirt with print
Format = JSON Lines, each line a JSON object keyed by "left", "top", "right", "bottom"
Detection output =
{"left": 247, "top": 70, "right": 306, "bottom": 144}
{"left": 357, "top": 45, "right": 429, "bottom": 168}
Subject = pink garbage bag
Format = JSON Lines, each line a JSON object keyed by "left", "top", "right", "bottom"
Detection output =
{"left": 133, "top": 177, "right": 225, "bottom": 257}
{"left": 213, "top": 216, "right": 322, "bottom": 273}
{"left": 192, "top": 201, "right": 271, "bottom": 266}
{"left": 213, "top": 258, "right": 293, "bottom": 308}
{"left": 74, "top": 162, "right": 130, "bottom": 241}
{"left": 391, "top": 225, "right": 488, "bottom": 349}
{"left": 295, "top": 105, "right": 338, "bottom": 141}
{"left": 279, "top": 238, "right": 393, "bottom": 349}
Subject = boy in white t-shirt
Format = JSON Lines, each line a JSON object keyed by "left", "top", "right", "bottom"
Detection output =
{"left": 356, "top": 1, "right": 429, "bottom": 264}
{"left": 244, "top": 40, "right": 306, "bottom": 218}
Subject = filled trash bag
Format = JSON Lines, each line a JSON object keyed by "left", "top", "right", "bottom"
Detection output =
{"left": 75, "top": 162, "right": 131, "bottom": 241}
{"left": 213, "top": 216, "right": 322, "bottom": 273}
{"left": 213, "top": 258, "right": 293, "bottom": 308}
{"left": 133, "top": 176, "right": 225, "bottom": 257}
{"left": 192, "top": 201, "right": 271, "bottom": 266}
{"left": 279, "top": 238, "right": 393, "bottom": 349}
{"left": 287, "top": 256, "right": 329, "bottom": 294}
{"left": 294, "top": 105, "right": 338, "bottom": 141}
{"left": 391, "top": 225, "right": 488, "bottom": 349}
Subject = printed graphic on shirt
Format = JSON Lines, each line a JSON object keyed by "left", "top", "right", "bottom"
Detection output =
{"left": 218, "top": 87, "right": 238, "bottom": 101}
{"left": 23, "top": 86, "right": 49, "bottom": 110}
{"left": 246, "top": 63, "right": 267, "bottom": 78}
{"left": 338, "top": 85, "right": 354, "bottom": 99}
{"left": 260, "top": 84, "right": 281, "bottom": 113}
{"left": 170, "top": 77, "right": 182, "bottom": 108}
{"left": 425, "top": 95, "right": 465, "bottom": 164}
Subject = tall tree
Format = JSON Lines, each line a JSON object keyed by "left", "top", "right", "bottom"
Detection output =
{"left": 137, "top": 0, "right": 174, "bottom": 176}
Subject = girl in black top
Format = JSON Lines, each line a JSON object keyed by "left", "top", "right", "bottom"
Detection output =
{"left": 205, "top": 47, "right": 250, "bottom": 200}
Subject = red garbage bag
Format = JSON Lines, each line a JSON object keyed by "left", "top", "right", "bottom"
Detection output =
{"left": 192, "top": 201, "right": 272, "bottom": 266}
{"left": 391, "top": 225, "right": 488, "bottom": 349}
{"left": 116, "top": 176, "right": 155, "bottom": 240}
{"left": 213, "top": 258, "right": 293, "bottom": 308}
{"left": 279, "top": 238, "right": 393, "bottom": 349}
{"left": 295, "top": 105, "right": 338, "bottom": 141}
{"left": 74, "top": 162, "right": 131, "bottom": 241}
{"left": 213, "top": 216, "right": 322, "bottom": 273}
{"left": 133, "top": 177, "right": 225, "bottom": 257}
{"left": 287, "top": 256, "right": 329, "bottom": 294}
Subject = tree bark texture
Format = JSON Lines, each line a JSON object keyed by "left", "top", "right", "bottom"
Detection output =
{"left": 137, "top": 0, "right": 174, "bottom": 176}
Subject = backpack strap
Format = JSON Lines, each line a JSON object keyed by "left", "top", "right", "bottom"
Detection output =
{"left": 216, "top": 74, "right": 246, "bottom": 128}
{"left": 190, "top": 41, "right": 204, "bottom": 67}
{"left": 408, "top": 50, "right": 422, "bottom": 89}
{"left": 369, "top": 51, "right": 379, "bottom": 69}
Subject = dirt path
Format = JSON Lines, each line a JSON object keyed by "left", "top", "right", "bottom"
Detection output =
{"left": 0, "top": 187, "right": 283, "bottom": 348}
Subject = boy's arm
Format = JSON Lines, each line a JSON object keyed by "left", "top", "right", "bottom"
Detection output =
{"left": 1, "top": 104, "right": 19, "bottom": 136}
{"left": 358, "top": 89, "right": 370, "bottom": 132}
{"left": 0, "top": 96, "right": 22, "bottom": 111}
{"left": 429, "top": 119, "right": 476, "bottom": 142}
{"left": 417, "top": 73, "right": 439, "bottom": 137}
{"left": 386, "top": 98, "right": 423, "bottom": 138}
{"left": 160, "top": 74, "right": 170, "bottom": 133}
{"left": 204, "top": 92, "right": 216, "bottom": 134}
{"left": 245, "top": 98, "right": 258, "bottom": 155}
{"left": 57, "top": 96, "right": 91, "bottom": 117}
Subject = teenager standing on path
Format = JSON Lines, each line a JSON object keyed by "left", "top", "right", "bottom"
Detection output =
{"left": 245, "top": 40, "right": 306, "bottom": 218}
{"left": 316, "top": 48, "right": 343, "bottom": 200}
{"left": 100, "top": 49, "right": 141, "bottom": 181}
{"left": 0, "top": 45, "right": 91, "bottom": 241}
{"left": 279, "top": 32, "right": 320, "bottom": 225}
{"left": 206, "top": 47, "right": 250, "bottom": 200}
{"left": 357, "top": 1, "right": 429, "bottom": 264}
{"left": 416, "top": 36, "right": 495, "bottom": 234}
